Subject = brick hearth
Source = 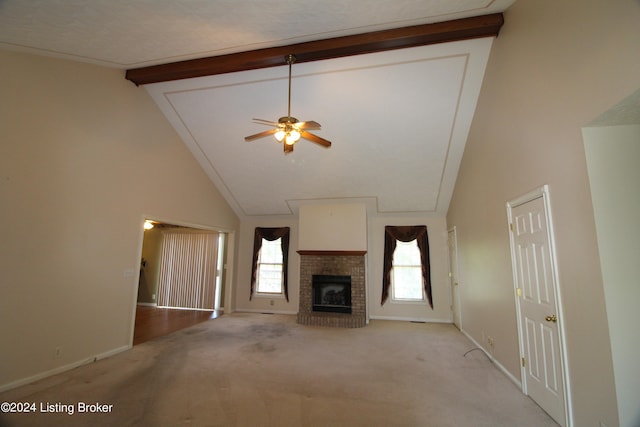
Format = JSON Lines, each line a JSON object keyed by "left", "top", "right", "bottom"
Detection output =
{"left": 297, "top": 251, "right": 366, "bottom": 328}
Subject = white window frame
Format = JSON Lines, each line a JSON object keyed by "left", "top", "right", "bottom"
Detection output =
{"left": 391, "top": 239, "right": 425, "bottom": 302}
{"left": 255, "top": 237, "right": 284, "bottom": 296}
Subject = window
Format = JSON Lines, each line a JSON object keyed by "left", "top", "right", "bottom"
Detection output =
{"left": 391, "top": 239, "right": 424, "bottom": 301}
{"left": 256, "top": 237, "right": 284, "bottom": 294}
{"left": 381, "top": 225, "right": 432, "bottom": 308}
{"left": 250, "top": 227, "right": 290, "bottom": 301}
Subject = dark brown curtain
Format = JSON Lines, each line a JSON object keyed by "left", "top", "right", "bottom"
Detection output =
{"left": 250, "top": 227, "right": 290, "bottom": 301}
{"left": 381, "top": 225, "right": 432, "bottom": 308}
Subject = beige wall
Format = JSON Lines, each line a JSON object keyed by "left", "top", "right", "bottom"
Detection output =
{"left": 138, "top": 227, "right": 163, "bottom": 303}
{"left": 446, "top": 1, "right": 640, "bottom": 426}
{"left": 367, "top": 215, "right": 451, "bottom": 322}
{"left": 234, "top": 213, "right": 450, "bottom": 324}
{"left": 0, "top": 51, "right": 239, "bottom": 390}
{"left": 299, "top": 204, "right": 367, "bottom": 251}
{"left": 235, "top": 217, "right": 299, "bottom": 314}
{"left": 584, "top": 124, "right": 640, "bottom": 427}
{"left": 237, "top": 203, "right": 367, "bottom": 314}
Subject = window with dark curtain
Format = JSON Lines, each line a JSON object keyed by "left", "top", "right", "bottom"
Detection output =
{"left": 250, "top": 227, "right": 290, "bottom": 301}
{"left": 381, "top": 225, "right": 432, "bottom": 308}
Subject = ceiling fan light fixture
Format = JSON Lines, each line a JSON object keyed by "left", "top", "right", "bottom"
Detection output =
{"left": 286, "top": 130, "right": 301, "bottom": 145}
{"left": 244, "top": 54, "right": 332, "bottom": 153}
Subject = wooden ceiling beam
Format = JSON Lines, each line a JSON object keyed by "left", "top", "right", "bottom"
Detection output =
{"left": 125, "top": 13, "right": 503, "bottom": 86}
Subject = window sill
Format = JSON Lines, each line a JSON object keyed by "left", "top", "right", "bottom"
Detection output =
{"left": 390, "top": 298, "right": 427, "bottom": 305}
{"left": 254, "top": 293, "right": 286, "bottom": 300}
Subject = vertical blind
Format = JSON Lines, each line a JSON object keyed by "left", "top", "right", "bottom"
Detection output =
{"left": 157, "top": 229, "right": 219, "bottom": 310}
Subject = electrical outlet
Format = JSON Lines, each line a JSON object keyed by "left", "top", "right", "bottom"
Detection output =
{"left": 270, "top": 300, "right": 274, "bottom": 306}
{"left": 152, "top": 294, "right": 156, "bottom": 300}
{"left": 55, "top": 347, "right": 62, "bottom": 358}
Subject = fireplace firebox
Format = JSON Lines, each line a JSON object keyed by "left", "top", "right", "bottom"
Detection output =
{"left": 312, "top": 275, "right": 352, "bottom": 314}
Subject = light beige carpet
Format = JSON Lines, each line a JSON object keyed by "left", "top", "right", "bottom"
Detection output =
{"left": 0, "top": 313, "right": 558, "bottom": 427}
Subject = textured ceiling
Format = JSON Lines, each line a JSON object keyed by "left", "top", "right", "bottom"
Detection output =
{"left": 0, "top": 0, "right": 516, "bottom": 219}
{"left": 0, "top": 0, "right": 513, "bottom": 68}
{"left": 587, "top": 88, "right": 640, "bottom": 127}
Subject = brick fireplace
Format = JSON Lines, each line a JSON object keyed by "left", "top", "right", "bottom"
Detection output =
{"left": 297, "top": 250, "right": 367, "bottom": 328}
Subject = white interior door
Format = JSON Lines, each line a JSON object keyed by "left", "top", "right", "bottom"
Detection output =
{"left": 508, "top": 188, "right": 568, "bottom": 426}
{"left": 448, "top": 228, "right": 461, "bottom": 329}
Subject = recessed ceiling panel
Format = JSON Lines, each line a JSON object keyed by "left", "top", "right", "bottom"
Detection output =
{"left": 148, "top": 39, "right": 493, "bottom": 217}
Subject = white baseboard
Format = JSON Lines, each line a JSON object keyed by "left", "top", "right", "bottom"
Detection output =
{"left": 231, "top": 312, "right": 452, "bottom": 323}
{"left": 460, "top": 329, "right": 522, "bottom": 388}
{"left": 0, "top": 345, "right": 131, "bottom": 393}
{"left": 368, "top": 315, "right": 452, "bottom": 323}
{"left": 136, "top": 302, "right": 157, "bottom": 307}
{"left": 155, "top": 305, "right": 218, "bottom": 312}
{"left": 234, "top": 308, "right": 298, "bottom": 315}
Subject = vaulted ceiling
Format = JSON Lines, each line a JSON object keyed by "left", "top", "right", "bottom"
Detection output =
{"left": 0, "top": 0, "right": 516, "bottom": 219}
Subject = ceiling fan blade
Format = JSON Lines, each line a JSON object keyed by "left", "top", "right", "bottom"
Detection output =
{"left": 252, "top": 118, "right": 280, "bottom": 126}
{"left": 244, "top": 128, "right": 277, "bottom": 141}
{"left": 284, "top": 143, "right": 294, "bottom": 153}
{"left": 301, "top": 131, "right": 331, "bottom": 148}
{"left": 296, "top": 121, "right": 321, "bottom": 130}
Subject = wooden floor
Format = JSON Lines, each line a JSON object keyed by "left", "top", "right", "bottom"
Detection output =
{"left": 133, "top": 305, "right": 221, "bottom": 345}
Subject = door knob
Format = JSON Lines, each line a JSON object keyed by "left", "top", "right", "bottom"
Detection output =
{"left": 545, "top": 314, "right": 557, "bottom": 323}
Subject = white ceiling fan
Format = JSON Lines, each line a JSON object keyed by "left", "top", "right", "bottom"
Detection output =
{"left": 244, "top": 54, "right": 332, "bottom": 154}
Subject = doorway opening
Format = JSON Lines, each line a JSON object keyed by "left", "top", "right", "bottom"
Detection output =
{"left": 133, "top": 219, "right": 231, "bottom": 345}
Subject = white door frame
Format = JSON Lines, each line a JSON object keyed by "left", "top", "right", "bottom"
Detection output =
{"left": 506, "top": 185, "right": 573, "bottom": 427}
{"left": 447, "top": 227, "right": 462, "bottom": 329}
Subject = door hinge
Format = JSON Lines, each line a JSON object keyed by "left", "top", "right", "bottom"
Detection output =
{"left": 510, "top": 223, "right": 515, "bottom": 232}
{"left": 522, "top": 357, "right": 526, "bottom": 367}
{"left": 516, "top": 288, "right": 522, "bottom": 297}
